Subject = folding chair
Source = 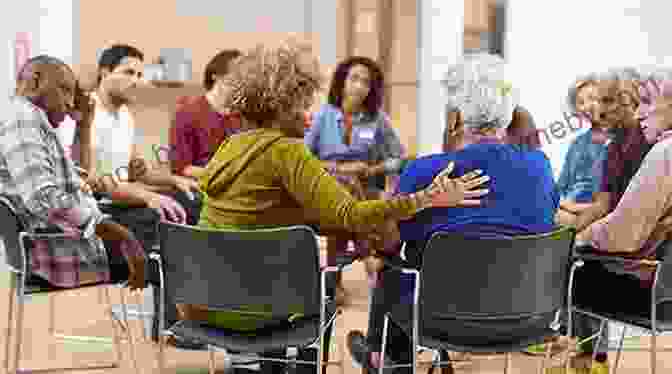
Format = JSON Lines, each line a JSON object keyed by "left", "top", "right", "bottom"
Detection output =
{"left": 152, "top": 222, "right": 341, "bottom": 374}
{"left": 377, "top": 226, "right": 577, "bottom": 374}
{"left": 0, "top": 197, "right": 139, "bottom": 373}
{"left": 570, "top": 240, "right": 672, "bottom": 374}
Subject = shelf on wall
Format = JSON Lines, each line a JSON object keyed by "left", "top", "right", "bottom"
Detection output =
{"left": 150, "top": 80, "right": 187, "bottom": 88}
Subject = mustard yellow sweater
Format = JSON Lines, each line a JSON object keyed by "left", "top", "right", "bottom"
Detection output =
{"left": 194, "top": 128, "right": 420, "bottom": 330}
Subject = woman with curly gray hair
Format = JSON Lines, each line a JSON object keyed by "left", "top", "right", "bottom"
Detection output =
{"left": 347, "top": 52, "right": 559, "bottom": 374}
{"left": 555, "top": 72, "right": 609, "bottom": 227}
{"left": 176, "top": 41, "right": 489, "bottom": 374}
{"left": 442, "top": 52, "right": 541, "bottom": 151}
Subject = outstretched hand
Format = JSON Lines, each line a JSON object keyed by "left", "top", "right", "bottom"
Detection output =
{"left": 425, "top": 162, "right": 490, "bottom": 208}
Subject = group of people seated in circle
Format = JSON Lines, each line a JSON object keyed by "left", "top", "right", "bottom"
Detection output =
{"left": 2, "top": 38, "right": 672, "bottom": 374}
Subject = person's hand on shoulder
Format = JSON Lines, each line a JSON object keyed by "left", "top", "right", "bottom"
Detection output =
{"left": 413, "top": 162, "right": 490, "bottom": 211}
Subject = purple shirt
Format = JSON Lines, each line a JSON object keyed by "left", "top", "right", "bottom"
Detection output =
{"left": 170, "top": 95, "right": 241, "bottom": 175}
{"left": 600, "top": 125, "right": 652, "bottom": 211}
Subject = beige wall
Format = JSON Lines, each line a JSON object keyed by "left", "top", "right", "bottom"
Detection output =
{"left": 75, "top": 0, "right": 496, "bottom": 157}
{"left": 342, "top": 0, "right": 495, "bottom": 156}
{"left": 76, "top": 0, "right": 317, "bottom": 156}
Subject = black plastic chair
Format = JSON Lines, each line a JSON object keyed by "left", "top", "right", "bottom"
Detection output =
{"left": 0, "top": 196, "right": 140, "bottom": 373}
{"left": 152, "top": 222, "right": 340, "bottom": 374}
{"left": 570, "top": 241, "right": 672, "bottom": 374}
{"left": 377, "top": 226, "right": 577, "bottom": 374}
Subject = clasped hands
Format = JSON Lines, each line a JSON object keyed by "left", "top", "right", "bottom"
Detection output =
{"left": 333, "top": 161, "right": 381, "bottom": 179}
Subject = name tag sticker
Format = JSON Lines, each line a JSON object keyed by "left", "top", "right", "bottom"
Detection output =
{"left": 358, "top": 129, "right": 375, "bottom": 140}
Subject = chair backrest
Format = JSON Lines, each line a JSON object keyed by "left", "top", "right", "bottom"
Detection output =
{"left": 158, "top": 222, "right": 322, "bottom": 318}
{"left": 0, "top": 196, "right": 26, "bottom": 273}
{"left": 419, "top": 227, "right": 575, "bottom": 320}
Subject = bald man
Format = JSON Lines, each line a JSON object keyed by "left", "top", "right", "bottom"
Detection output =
{"left": 0, "top": 55, "right": 146, "bottom": 290}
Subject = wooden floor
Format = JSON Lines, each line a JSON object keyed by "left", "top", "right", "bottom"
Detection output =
{"left": 1, "top": 256, "right": 671, "bottom": 373}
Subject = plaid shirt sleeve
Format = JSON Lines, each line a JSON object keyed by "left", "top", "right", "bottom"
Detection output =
{"left": 0, "top": 116, "right": 93, "bottom": 224}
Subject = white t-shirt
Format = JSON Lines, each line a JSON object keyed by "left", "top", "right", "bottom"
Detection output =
{"left": 89, "top": 93, "right": 135, "bottom": 180}
{"left": 55, "top": 116, "right": 76, "bottom": 159}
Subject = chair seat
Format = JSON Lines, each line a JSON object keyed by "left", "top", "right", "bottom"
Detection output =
{"left": 168, "top": 317, "right": 323, "bottom": 354}
{"left": 575, "top": 307, "right": 672, "bottom": 332}
{"left": 420, "top": 325, "right": 557, "bottom": 353}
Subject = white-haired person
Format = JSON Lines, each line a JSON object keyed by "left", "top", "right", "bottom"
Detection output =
{"left": 347, "top": 52, "right": 559, "bottom": 374}
{"left": 554, "top": 73, "right": 609, "bottom": 226}
{"left": 561, "top": 67, "right": 656, "bottom": 373}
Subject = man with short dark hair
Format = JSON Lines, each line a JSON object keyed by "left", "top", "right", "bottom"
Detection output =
{"left": 170, "top": 49, "right": 243, "bottom": 180}
{"left": 68, "top": 44, "right": 201, "bottom": 347}
{"left": 71, "top": 44, "right": 196, "bottom": 223}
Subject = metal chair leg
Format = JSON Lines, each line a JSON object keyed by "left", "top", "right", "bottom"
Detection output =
{"left": 4, "top": 274, "right": 16, "bottom": 372}
{"left": 592, "top": 320, "right": 607, "bottom": 363}
{"left": 613, "top": 325, "right": 626, "bottom": 374}
{"left": 378, "top": 316, "right": 390, "bottom": 374}
{"left": 120, "top": 288, "right": 140, "bottom": 374}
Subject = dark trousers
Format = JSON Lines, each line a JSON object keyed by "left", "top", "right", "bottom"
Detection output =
{"left": 99, "top": 189, "right": 203, "bottom": 341}
{"left": 572, "top": 260, "right": 672, "bottom": 353}
{"left": 367, "top": 265, "right": 557, "bottom": 369}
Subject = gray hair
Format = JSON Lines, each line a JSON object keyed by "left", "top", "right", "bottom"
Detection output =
{"left": 17, "top": 55, "right": 72, "bottom": 81}
{"left": 566, "top": 72, "right": 598, "bottom": 112}
{"left": 637, "top": 65, "right": 672, "bottom": 84}
{"left": 441, "top": 52, "right": 518, "bottom": 131}
{"left": 593, "top": 67, "right": 641, "bottom": 106}
{"left": 607, "top": 66, "right": 642, "bottom": 81}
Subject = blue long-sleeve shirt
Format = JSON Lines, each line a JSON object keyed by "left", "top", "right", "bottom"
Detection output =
{"left": 395, "top": 141, "right": 559, "bottom": 303}
{"left": 397, "top": 141, "right": 559, "bottom": 263}
{"left": 556, "top": 130, "right": 608, "bottom": 202}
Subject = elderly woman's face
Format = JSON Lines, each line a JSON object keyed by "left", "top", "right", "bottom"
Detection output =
{"left": 642, "top": 96, "right": 672, "bottom": 143}
{"left": 590, "top": 80, "right": 638, "bottom": 130}
{"left": 344, "top": 64, "right": 371, "bottom": 107}
{"left": 636, "top": 79, "right": 662, "bottom": 130}
{"left": 575, "top": 82, "right": 598, "bottom": 115}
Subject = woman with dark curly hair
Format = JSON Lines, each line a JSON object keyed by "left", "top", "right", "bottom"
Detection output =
{"left": 176, "top": 40, "right": 489, "bottom": 374}
{"left": 305, "top": 56, "right": 408, "bottom": 305}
